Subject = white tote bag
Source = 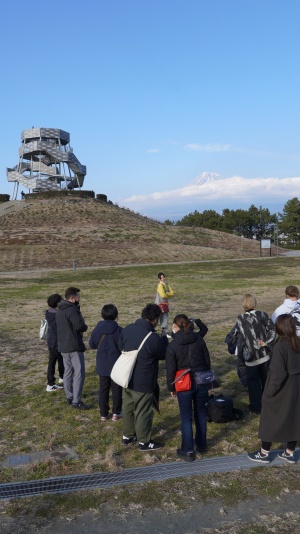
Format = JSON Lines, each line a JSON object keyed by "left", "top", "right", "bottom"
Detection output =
{"left": 111, "top": 332, "right": 152, "bottom": 388}
{"left": 39, "top": 318, "right": 49, "bottom": 340}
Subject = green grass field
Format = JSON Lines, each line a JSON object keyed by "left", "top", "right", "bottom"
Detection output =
{"left": 1, "top": 257, "right": 300, "bottom": 523}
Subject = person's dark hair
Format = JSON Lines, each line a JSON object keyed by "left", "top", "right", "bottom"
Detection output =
{"left": 275, "top": 314, "right": 300, "bottom": 352}
{"left": 141, "top": 303, "right": 162, "bottom": 321}
{"left": 158, "top": 272, "right": 165, "bottom": 279}
{"left": 47, "top": 293, "right": 62, "bottom": 308}
{"left": 101, "top": 304, "right": 118, "bottom": 321}
{"left": 173, "top": 314, "right": 194, "bottom": 331}
{"left": 285, "top": 285, "right": 299, "bottom": 299}
{"left": 65, "top": 287, "right": 80, "bottom": 300}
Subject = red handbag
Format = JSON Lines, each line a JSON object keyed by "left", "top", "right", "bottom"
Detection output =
{"left": 173, "top": 369, "right": 191, "bottom": 392}
{"left": 158, "top": 302, "right": 169, "bottom": 313}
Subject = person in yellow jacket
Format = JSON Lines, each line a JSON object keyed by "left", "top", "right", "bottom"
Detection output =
{"left": 155, "top": 272, "right": 174, "bottom": 333}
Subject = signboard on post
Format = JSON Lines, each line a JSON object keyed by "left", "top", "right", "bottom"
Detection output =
{"left": 260, "top": 239, "right": 271, "bottom": 257}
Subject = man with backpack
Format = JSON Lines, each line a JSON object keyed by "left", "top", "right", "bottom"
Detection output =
{"left": 272, "top": 285, "right": 299, "bottom": 323}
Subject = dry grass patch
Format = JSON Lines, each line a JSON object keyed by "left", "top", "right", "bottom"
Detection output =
{"left": 1, "top": 256, "right": 300, "bottom": 528}
{"left": 0, "top": 199, "right": 272, "bottom": 272}
{"left": 1, "top": 257, "right": 300, "bottom": 479}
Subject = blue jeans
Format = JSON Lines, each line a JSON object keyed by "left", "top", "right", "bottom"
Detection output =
{"left": 159, "top": 311, "right": 169, "bottom": 330}
{"left": 177, "top": 380, "right": 208, "bottom": 453}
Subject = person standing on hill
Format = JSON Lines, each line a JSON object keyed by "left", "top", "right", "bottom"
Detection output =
{"left": 56, "top": 287, "right": 89, "bottom": 410}
{"left": 155, "top": 272, "right": 174, "bottom": 333}
{"left": 45, "top": 293, "right": 64, "bottom": 392}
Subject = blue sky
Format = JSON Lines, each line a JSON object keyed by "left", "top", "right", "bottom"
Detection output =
{"left": 1, "top": 0, "right": 300, "bottom": 220}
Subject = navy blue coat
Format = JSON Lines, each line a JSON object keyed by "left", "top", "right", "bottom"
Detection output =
{"left": 118, "top": 318, "right": 168, "bottom": 393}
{"left": 89, "top": 320, "right": 123, "bottom": 376}
{"left": 45, "top": 308, "right": 60, "bottom": 349}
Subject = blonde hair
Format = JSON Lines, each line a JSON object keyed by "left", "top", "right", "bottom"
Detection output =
{"left": 242, "top": 293, "right": 257, "bottom": 311}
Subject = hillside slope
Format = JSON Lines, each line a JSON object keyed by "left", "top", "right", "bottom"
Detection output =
{"left": 0, "top": 199, "right": 263, "bottom": 271}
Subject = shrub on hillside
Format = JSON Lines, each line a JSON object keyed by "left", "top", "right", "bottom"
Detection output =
{"left": 0, "top": 194, "right": 10, "bottom": 202}
{"left": 25, "top": 190, "right": 95, "bottom": 200}
{"left": 96, "top": 194, "right": 107, "bottom": 202}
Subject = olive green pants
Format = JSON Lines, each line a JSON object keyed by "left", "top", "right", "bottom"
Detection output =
{"left": 122, "top": 388, "right": 154, "bottom": 443}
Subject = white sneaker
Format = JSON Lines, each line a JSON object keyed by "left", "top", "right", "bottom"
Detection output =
{"left": 112, "top": 413, "right": 122, "bottom": 421}
{"left": 46, "top": 384, "right": 64, "bottom": 392}
{"left": 58, "top": 378, "right": 64, "bottom": 384}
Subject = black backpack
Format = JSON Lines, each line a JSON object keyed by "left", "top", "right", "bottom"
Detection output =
{"left": 206, "top": 393, "right": 243, "bottom": 423}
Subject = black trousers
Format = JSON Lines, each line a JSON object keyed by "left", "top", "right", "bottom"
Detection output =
{"left": 47, "top": 347, "right": 64, "bottom": 386}
{"left": 98, "top": 375, "right": 122, "bottom": 417}
{"left": 262, "top": 441, "right": 297, "bottom": 452}
{"left": 246, "top": 360, "right": 269, "bottom": 414}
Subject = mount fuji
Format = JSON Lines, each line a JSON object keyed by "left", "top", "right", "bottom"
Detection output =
{"left": 189, "top": 172, "right": 224, "bottom": 186}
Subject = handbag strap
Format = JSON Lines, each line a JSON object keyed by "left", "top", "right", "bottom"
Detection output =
{"left": 137, "top": 331, "right": 152, "bottom": 353}
{"left": 171, "top": 368, "right": 191, "bottom": 384}
{"left": 171, "top": 344, "right": 192, "bottom": 384}
{"left": 187, "top": 343, "right": 192, "bottom": 372}
{"left": 97, "top": 334, "right": 106, "bottom": 349}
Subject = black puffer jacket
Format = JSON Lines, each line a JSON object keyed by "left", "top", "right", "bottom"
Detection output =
{"left": 118, "top": 318, "right": 168, "bottom": 393}
{"left": 56, "top": 300, "right": 88, "bottom": 353}
{"left": 166, "top": 330, "right": 211, "bottom": 392}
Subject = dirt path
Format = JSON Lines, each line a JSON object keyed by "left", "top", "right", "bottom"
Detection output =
{"left": 1, "top": 492, "right": 299, "bottom": 533}
{"left": 0, "top": 254, "right": 288, "bottom": 277}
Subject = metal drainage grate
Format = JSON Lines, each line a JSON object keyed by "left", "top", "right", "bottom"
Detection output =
{"left": 0, "top": 450, "right": 297, "bottom": 500}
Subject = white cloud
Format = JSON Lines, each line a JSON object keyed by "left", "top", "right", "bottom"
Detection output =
{"left": 146, "top": 148, "right": 160, "bottom": 154}
{"left": 121, "top": 176, "right": 300, "bottom": 208}
{"left": 185, "top": 143, "right": 232, "bottom": 152}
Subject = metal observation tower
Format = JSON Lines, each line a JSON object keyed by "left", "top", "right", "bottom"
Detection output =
{"left": 7, "top": 127, "right": 86, "bottom": 199}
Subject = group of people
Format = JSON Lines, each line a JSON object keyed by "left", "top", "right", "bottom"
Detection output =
{"left": 227, "top": 285, "right": 300, "bottom": 464}
{"left": 43, "top": 277, "right": 300, "bottom": 463}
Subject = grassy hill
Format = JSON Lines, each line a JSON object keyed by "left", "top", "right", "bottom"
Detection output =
{"left": 0, "top": 198, "right": 267, "bottom": 271}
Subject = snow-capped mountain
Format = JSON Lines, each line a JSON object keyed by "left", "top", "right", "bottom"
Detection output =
{"left": 189, "top": 172, "right": 224, "bottom": 186}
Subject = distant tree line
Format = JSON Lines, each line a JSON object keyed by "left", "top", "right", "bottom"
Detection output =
{"left": 164, "top": 198, "right": 300, "bottom": 247}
